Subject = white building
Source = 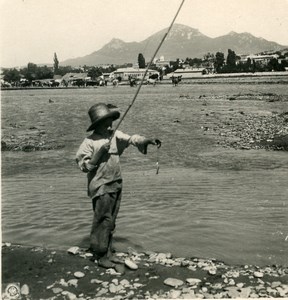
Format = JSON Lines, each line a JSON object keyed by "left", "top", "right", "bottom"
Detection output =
{"left": 111, "top": 67, "right": 159, "bottom": 80}
{"left": 166, "top": 68, "right": 207, "bottom": 78}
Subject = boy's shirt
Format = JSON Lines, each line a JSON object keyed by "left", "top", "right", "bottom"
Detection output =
{"left": 76, "top": 130, "right": 146, "bottom": 199}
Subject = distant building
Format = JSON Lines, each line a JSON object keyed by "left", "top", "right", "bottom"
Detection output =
{"left": 111, "top": 67, "right": 159, "bottom": 80}
{"left": 166, "top": 68, "right": 207, "bottom": 78}
{"left": 239, "top": 54, "right": 279, "bottom": 64}
{"left": 61, "top": 72, "right": 90, "bottom": 85}
{"left": 154, "top": 56, "right": 171, "bottom": 68}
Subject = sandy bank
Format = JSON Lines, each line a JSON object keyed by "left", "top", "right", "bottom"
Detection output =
{"left": 2, "top": 243, "right": 288, "bottom": 299}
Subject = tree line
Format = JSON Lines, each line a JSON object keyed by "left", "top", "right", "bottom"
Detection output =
{"left": 2, "top": 49, "right": 288, "bottom": 84}
{"left": 184, "top": 49, "right": 288, "bottom": 73}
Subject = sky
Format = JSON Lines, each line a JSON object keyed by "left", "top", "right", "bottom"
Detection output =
{"left": 1, "top": 0, "right": 288, "bottom": 68}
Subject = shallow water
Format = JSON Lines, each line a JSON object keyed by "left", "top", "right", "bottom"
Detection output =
{"left": 1, "top": 83, "right": 288, "bottom": 266}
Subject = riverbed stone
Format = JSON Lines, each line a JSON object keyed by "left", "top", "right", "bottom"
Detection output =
{"left": 125, "top": 259, "right": 138, "bottom": 270}
{"left": 67, "top": 246, "right": 80, "bottom": 255}
{"left": 186, "top": 278, "right": 201, "bottom": 285}
{"left": 74, "top": 271, "right": 85, "bottom": 278}
{"left": 109, "top": 283, "right": 117, "bottom": 293}
{"left": 254, "top": 271, "right": 264, "bottom": 278}
{"left": 21, "top": 284, "right": 29, "bottom": 295}
{"left": 52, "top": 287, "right": 63, "bottom": 294}
{"left": 120, "top": 279, "right": 130, "bottom": 287}
{"left": 91, "top": 279, "right": 103, "bottom": 284}
{"left": 62, "top": 291, "right": 77, "bottom": 300}
{"left": 164, "top": 278, "right": 184, "bottom": 288}
{"left": 67, "top": 279, "right": 78, "bottom": 287}
{"left": 168, "top": 289, "right": 182, "bottom": 299}
{"left": 271, "top": 281, "right": 282, "bottom": 288}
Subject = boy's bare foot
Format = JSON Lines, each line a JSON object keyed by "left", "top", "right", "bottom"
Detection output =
{"left": 109, "top": 255, "right": 125, "bottom": 264}
{"left": 98, "top": 257, "right": 116, "bottom": 269}
{"left": 115, "top": 264, "right": 125, "bottom": 275}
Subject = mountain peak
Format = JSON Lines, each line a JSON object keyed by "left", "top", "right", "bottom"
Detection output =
{"left": 167, "top": 23, "right": 205, "bottom": 39}
{"left": 105, "top": 38, "right": 125, "bottom": 49}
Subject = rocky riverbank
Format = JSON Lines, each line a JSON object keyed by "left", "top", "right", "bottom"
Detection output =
{"left": 2, "top": 243, "right": 288, "bottom": 299}
{"left": 194, "top": 92, "right": 288, "bottom": 151}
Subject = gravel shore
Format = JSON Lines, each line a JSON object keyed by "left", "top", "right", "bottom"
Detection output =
{"left": 2, "top": 243, "right": 288, "bottom": 299}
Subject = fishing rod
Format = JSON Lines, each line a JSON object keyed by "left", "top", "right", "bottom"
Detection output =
{"left": 111, "top": 0, "right": 185, "bottom": 137}
{"left": 90, "top": 1, "right": 185, "bottom": 174}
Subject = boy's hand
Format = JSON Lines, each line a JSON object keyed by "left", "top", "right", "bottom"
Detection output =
{"left": 100, "top": 142, "right": 111, "bottom": 153}
{"left": 142, "top": 138, "right": 162, "bottom": 154}
{"left": 90, "top": 142, "right": 110, "bottom": 165}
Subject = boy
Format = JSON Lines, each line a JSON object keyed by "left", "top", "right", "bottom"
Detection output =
{"left": 76, "top": 103, "right": 160, "bottom": 269}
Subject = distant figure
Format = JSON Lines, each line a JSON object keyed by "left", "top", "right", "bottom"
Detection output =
{"left": 112, "top": 79, "right": 119, "bottom": 87}
{"left": 128, "top": 75, "right": 137, "bottom": 87}
{"left": 171, "top": 75, "right": 182, "bottom": 86}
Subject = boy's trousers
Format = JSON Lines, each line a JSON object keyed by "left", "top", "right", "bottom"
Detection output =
{"left": 90, "top": 190, "right": 122, "bottom": 257}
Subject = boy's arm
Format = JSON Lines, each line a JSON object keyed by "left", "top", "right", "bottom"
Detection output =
{"left": 89, "top": 142, "right": 110, "bottom": 165}
{"left": 76, "top": 139, "right": 109, "bottom": 173}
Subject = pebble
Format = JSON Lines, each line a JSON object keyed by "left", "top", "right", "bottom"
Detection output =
{"left": 254, "top": 271, "right": 264, "bottom": 278}
{"left": 208, "top": 268, "right": 217, "bottom": 275}
{"left": 67, "top": 279, "right": 78, "bottom": 287}
{"left": 164, "top": 278, "right": 184, "bottom": 288}
{"left": 52, "top": 287, "right": 63, "bottom": 294}
{"left": 59, "top": 279, "right": 68, "bottom": 287}
{"left": 109, "top": 283, "right": 118, "bottom": 293}
{"left": 21, "top": 284, "right": 29, "bottom": 295}
{"left": 74, "top": 271, "right": 85, "bottom": 278}
{"left": 62, "top": 291, "right": 77, "bottom": 300}
{"left": 106, "top": 268, "right": 121, "bottom": 275}
{"left": 186, "top": 278, "right": 201, "bottom": 285}
{"left": 168, "top": 289, "right": 182, "bottom": 299}
{"left": 125, "top": 259, "right": 138, "bottom": 270}
{"left": 271, "top": 281, "right": 282, "bottom": 288}
{"left": 67, "top": 246, "right": 80, "bottom": 255}
{"left": 239, "top": 287, "right": 252, "bottom": 298}
{"left": 120, "top": 279, "right": 130, "bottom": 287}
{"left": 91, "top": 279, "right": 103, "bottom": 284}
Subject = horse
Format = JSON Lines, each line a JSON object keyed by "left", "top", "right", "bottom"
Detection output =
{"left": 171, "top": 75, "right": 182, "bottom": 86}
{"left": 128, "top": 75, "right": 138, "bottom": 87}
{"left": 146, "top": 78, "right": 158, "bottom": 86}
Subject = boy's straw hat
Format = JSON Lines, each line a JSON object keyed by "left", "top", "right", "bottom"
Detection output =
{"left": 87, "top": 103, "right": 120, "bottom": 132}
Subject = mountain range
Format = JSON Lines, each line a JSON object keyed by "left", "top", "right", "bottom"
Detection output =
{"left": 61, "top": 24, "right": 287, "bottom": 66}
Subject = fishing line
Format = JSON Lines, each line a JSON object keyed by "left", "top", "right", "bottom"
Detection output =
{"left": 110, "top": 0, "right": 185, "bottom": 174}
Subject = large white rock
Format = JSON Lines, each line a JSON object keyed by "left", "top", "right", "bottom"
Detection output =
{"left": 67, "top": 247, "right": 80, "bottom": 255}
{"left": 164, "top": 278, "right": 184, "bottom": 288}
{"left": 74, "top": 271, "right": 85, "bottom": 278}
{"left": 21, "top": 284, "right": 29, "bottom": 295}
{"left": 124, "top": 259, "right": 138, "bottom": 270}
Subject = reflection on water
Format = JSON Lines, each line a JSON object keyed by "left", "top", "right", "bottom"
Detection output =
{"left": 1, "top": 86, "right": 288, "bottom": 267}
